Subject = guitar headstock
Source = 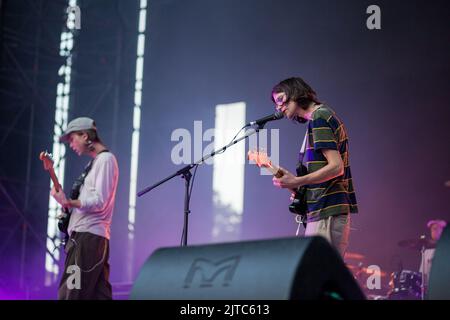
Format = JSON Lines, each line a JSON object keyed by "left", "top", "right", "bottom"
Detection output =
{"left": 247, "top": 149, "right": 272, "bottom": 168}
{"left": 39, "top": 151, "right": 54, "bottom": 171}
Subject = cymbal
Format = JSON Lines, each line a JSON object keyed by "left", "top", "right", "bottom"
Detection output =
{"left": 344, "top": 252, "right": 365, "bottom": 260}
{"left": 362, "top": 267, "right": 387, "bottom": 277}
{"left": 346, "top": 264, "right": 387, "bottom": 277}
{"left": 398, "top": 238, "right": 436, "bottom": 250}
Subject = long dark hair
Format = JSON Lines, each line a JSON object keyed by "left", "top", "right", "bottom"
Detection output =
{"left": 271, "top": 77, "right": 321, "bottom": 110}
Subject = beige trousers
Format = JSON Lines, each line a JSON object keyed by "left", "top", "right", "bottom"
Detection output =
{"left": 304, "top": 214, "right": 351, "bottom": 257}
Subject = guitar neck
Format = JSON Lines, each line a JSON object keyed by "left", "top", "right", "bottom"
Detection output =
{"left": 48, "top": 168, "right": 61, "bottom": 192}
{"left": 265, "top": 163, "right": 283, "bottom": 178}
{"left": 247, "top": 150, "right": 284, "bottom": 178}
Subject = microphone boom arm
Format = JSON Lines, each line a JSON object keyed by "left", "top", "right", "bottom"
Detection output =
{"left": 137, "top": 125, "right": 262, "bottom": 246}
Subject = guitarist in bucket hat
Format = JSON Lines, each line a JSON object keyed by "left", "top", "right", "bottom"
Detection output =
{"left": 51, "top": 117, "right": 119, "bottom": 299}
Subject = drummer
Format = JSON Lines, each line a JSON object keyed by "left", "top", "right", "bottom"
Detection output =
{"left": 420, "top": 219, "right": 447, "bottom": 286}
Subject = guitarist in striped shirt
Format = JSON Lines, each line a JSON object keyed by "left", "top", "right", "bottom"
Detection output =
{"left": 271, "top": 77, "right": 358, "bottom": 257}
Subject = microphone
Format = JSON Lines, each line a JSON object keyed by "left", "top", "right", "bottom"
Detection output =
{"left": 246, "top": 111, "right": 284, "bottom": 127}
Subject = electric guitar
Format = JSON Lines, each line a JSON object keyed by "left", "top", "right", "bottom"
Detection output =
{"left": 39, "top": 151, "right": 71, "bottom": 240}
{"left": 247, "top": 150, "right": 308, "bottom": 226}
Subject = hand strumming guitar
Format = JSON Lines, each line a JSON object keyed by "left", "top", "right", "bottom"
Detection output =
{"left": 51, "top": 187, "right": 81, "bottom": 210}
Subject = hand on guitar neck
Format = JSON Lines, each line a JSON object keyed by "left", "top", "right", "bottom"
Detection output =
{"left": 40, "top": 151, "right": 82, "bottom": 241}
{"left": 39, "top": 151, "right": 69, "bottom": 213}
{"left": 247, "top": 150, "right": 302, "bottom": 190}
{"left": 248, "top": 149, "right": 308, "bottom": 226}
{"left": 50, "top": 187, "right": 69, "bottom": 209}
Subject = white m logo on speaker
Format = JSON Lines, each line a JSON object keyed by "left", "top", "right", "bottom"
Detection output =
{"left": 183, "top": 256, "right": 240, "bottom": 288}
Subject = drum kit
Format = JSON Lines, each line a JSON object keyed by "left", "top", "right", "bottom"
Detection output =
{"left": 388, "top": 236, "right": 436, "bottom": 300}
{"left": 344, "top": 236, "right": 436, "bottom": 300}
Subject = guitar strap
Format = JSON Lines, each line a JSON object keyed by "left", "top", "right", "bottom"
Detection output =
{"left": 298, "top": 128, "right": 308, "bottom": 164}
{"left": 295, "top": 130, "right": 309, "bottom": 236}
{"left": 68, "top": 149, "right": 109, "bottom": 201}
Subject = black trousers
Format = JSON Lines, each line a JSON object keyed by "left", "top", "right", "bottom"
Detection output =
{"left": 58, "top": 231, "right": 112, "bottom": 300}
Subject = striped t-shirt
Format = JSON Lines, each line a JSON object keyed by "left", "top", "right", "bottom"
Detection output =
{"left": 301, "top": 105, "right": 358, "bottom": 222}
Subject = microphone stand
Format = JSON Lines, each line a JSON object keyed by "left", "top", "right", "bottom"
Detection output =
{"left": 137, "top": 124, "right": 264, "bottom": 246}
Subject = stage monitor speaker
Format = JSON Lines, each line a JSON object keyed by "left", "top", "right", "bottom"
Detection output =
{"left": 428, "top": 225, "right": 450, "bottom": 299}
{"left": 130, "top": 236, "right": 365, "bottom": 300}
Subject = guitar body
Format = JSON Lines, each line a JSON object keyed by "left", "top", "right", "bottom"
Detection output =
{"left": 288, "top": 163, "right": 308, "bottom": 226}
